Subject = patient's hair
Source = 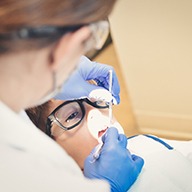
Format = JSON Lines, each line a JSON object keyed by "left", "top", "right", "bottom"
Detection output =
{"left": 26, "top": 101, "right": 51, "bottom": 133}
{"left": 0, "top": 0, "right": 116, "bottom": 54}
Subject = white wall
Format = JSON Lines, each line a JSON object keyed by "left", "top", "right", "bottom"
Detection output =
{"left": 109, "top": 0, "right": 192, "bottom": 140}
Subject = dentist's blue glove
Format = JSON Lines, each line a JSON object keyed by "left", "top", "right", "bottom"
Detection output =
{"left": 84, "top": 128, "right": 144, "bottom": 192}
{"left": 55, "top": 56, "right": 120, "bottom": 104}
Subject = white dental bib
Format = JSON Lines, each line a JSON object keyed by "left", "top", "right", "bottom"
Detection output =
{"left": 128, "top": 135, "right": 192, "bottom": 192}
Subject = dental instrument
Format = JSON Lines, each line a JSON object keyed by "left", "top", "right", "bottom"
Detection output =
{"left": 92, "top": 69, "right": 113, "bottom": 162}
{"left": 108, "top": 69, "right": 113, "bottom": 126}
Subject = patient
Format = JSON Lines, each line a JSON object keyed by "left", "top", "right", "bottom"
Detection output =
{"left": 26, "top": 95, "right": 124, "bottom": 170}
{"left": 26, "top": 92, "right": 192, "bottom": 191}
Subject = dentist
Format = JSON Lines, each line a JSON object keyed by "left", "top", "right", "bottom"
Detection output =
{"left": 0, "top": 0, "right": 144, "bottom": 192}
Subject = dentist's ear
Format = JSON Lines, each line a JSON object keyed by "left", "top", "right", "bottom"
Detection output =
{"left": 48, "top": 26, "right": 92, "bottom": 71}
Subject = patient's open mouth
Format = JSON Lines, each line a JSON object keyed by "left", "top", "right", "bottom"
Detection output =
{"left": 98, "top": 128, "right": 108, "bottom": 138}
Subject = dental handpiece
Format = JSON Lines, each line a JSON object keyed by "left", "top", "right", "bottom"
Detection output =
{"left": 91, "top": 70, "right": 113, "bottom": 163}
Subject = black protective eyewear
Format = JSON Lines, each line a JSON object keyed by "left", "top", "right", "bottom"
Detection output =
{"left": 46, "top": 98, "right": 109, "bottom": 137}
{"left": 0, "top": 25, "right": 83, "bottom": 40}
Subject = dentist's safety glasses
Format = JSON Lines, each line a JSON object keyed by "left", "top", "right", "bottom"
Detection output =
{"left": 0, "top": 20, "right": 109, "bottom": 53}
{"left": 85, "top": 20, "right": 109, "bottom": 51}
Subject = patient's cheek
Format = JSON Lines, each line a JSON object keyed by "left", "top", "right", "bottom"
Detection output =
{"left": 86, "top": 109, "right": 125, "bottom": 142}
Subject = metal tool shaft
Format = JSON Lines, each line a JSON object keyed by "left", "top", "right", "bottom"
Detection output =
{"left": 91, "top": 70, "right": 113, "bottom": 162}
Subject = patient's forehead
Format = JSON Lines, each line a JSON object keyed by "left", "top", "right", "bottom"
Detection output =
{"left": 49, "top": 99, "right": 64, "bottom": 111}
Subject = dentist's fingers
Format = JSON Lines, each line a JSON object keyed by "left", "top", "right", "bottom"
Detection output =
{"left": 101, "top": 127, "right": 119, "bottom": 144}
{"left": 118, "top": 134, "right": 128, "bottom": 148}
{"left": 101, "top": 127, "right": 127, "bottom": 148}
{"left": 131, "top": 154, "right": 145, "bottom": 174}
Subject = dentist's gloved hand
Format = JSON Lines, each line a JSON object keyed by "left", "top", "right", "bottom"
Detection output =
{"left": 55, "top": 56, "right": 120, "bottom": 104}
{"left": 84, "top": 128, "right": 144, "bottom": 192}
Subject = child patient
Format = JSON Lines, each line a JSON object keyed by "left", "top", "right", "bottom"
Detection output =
{"left": 26, "top": 94, "right": 124, "bottom": 170}
{"left": 26, "top": 91, "right": 192, "bottom": 192}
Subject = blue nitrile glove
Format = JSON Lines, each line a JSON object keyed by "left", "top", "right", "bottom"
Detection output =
{"left": 84, "top": 128, "right": 144, "bottom": 192}
{"left": 55, "top": 56, "right": 120, "bottom": 104}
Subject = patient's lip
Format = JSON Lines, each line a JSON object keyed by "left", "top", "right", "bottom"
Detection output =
{"left": 98, "top": 128, "right": 108, "bottom": 138}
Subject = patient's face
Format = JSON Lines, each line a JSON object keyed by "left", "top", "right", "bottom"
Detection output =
{"left": 47, "top": 98, "right": 124, "bottom": 170}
